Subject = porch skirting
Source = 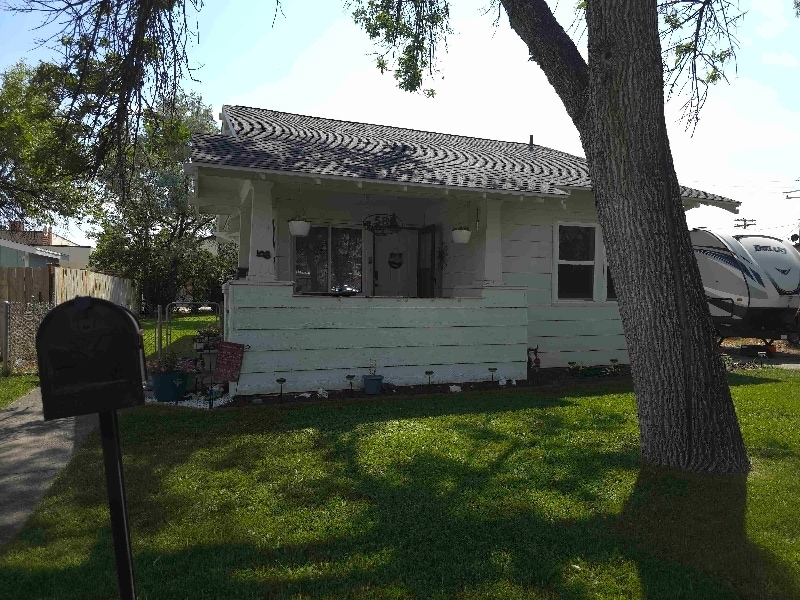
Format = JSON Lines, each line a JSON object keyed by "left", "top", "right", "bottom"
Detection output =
{"left": 223, "top": 281, "right": 528, "bottom": 395}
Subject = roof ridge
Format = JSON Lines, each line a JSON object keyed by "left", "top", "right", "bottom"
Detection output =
{"left": 222, "top": 104, "right": 587, "bottom": 162}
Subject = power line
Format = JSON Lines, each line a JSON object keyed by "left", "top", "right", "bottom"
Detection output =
{"left": 733, "top": 218, "right": 757, "bottom": 229}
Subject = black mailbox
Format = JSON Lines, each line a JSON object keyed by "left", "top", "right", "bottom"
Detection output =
{"left": 36, "top": 296, "right": 146, "bottom": 421}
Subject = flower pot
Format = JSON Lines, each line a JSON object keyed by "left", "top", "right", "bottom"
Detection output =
{"left": 451, "top": 229, "right": 471, "bottom": 244}
{"left": 151, "top": 371, "right": 188, "bottom": 403}
{"left": 362, "top": 374, "right": 384, "bottom": 395}
{"left": 289, "top": 220, "right": 311, "bottom": 236}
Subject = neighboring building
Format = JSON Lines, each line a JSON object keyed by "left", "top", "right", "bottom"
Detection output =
{"left": 0, "top": 222, "right": 93, "bottom": 269}
{"left": 186, "top": 106, "right": 741, "bottom": 395}
{"left": 0, "top": 236, "right": 67, "bottom": 267}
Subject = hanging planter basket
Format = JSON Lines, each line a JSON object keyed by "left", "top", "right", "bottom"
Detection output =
{"left": 451, "top": 229, "right": 471, "bottom": 244}
{"left": 288, "top": 220, "right": 311, "bottom": 236}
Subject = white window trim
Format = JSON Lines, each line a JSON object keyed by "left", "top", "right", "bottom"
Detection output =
{"left": 552, "top": 222, "right": 616, "bottom": 304}
{"left": 292, "top": 224, "right": 366, "bottom": 295}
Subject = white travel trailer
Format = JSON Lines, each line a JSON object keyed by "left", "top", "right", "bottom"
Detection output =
{"left": 691, "top": 229, "right": 800, "bottom": 342}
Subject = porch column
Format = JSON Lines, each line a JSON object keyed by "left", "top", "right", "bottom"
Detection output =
{"left": 483, "top": 199, "right": 503, "bottom": 285}
{"left": 237, "top": 190, "right": 252, "bottom": 276}
{"left": 247, "top": 180, "right": 277, "bottom": 281}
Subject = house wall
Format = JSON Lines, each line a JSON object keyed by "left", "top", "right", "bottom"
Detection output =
{"left": 500, "top": 192, "right": 628, "bottom": 367}
{"left": 225, "top": 281, "right": 528, "bottom": 394}
{"left": 0, "top": 245, "right": 26, "bottom": 267}
{"left": 232, "top": 179, "right": 628, "bottom": 386}
{"left": 40, "top": 245, "right": 92, "bottom": 269}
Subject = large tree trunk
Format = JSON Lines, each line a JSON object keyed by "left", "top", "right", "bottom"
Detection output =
{"left": 504, "top": 0, "right": 750, "bottom": 473}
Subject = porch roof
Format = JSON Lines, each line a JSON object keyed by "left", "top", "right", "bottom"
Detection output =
{"left": 189, "top": 105, "right": 739, "bottom": 210}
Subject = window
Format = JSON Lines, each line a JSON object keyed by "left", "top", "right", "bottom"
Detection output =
{"left": 294, "top": 226, "right": 363, "bottom": 294}
{"left": 554, "top": 223, "right": 615, "bottom": 302}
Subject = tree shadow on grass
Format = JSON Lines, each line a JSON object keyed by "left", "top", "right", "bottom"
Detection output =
{"left": 2, "top": 396, "right": 798, "bottom": 599}
{"left": 617, "top": 467, "right": 800, "bottom": 599}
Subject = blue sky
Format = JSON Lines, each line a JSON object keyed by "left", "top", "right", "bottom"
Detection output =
{"left": 1, "top": 0, "right": 798, "bottom": 246}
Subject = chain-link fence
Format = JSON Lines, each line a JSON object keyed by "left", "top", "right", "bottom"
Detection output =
{"left": 3, "top": 301, "right": 54, "bottom": 374}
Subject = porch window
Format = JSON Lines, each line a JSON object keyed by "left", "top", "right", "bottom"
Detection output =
{"left": 554, "top": 223, "right": 615, "bottom": 302}
{"left": 294, "top": 226, "right": 362, "bottom": 294}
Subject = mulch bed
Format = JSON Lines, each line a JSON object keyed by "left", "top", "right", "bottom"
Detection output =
{"left": 225, "top": 365, "right": 634, "bottom": 408}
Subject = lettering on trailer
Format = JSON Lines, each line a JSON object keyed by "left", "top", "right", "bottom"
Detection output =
{"left": 753, "top": 245, "right": 787, "bottom": 253}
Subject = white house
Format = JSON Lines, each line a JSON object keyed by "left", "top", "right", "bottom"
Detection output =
{"left": 186, "top": 106, "right": 740, "bottom": 395}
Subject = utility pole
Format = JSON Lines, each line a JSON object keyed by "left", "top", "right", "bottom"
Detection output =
{"left": 733, "top": 218, "right": 757, "bottom": 229}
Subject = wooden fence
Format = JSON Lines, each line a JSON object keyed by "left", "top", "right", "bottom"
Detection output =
{"left": 0, "top": 266, "right": 137, "bottom": 311}
{"left": 0, "top": 267, "right": 50, "bottom": 303}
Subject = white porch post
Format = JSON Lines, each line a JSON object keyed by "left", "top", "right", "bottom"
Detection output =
{"left": 247, "top": 180, "right": 277, "bottom": 281}
{"left": 483, "top": 199, "right": 503, "bottom": 285}
{"left": 237, "top": 188, "right": 252, "bottom": 275}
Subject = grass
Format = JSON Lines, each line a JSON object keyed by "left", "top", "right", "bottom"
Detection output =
{"left": 140, "top": 313, "right": 217, "bottom": 359}
{"left": 1, "top": 370, "right": 799, "bottom": 599}
{"left": 0, "top": 374, "right": 39, "bottom": 410}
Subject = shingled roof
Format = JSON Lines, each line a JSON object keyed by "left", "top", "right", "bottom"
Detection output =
{"left": 189, "top": 105, "right": 738, "bottom": 208}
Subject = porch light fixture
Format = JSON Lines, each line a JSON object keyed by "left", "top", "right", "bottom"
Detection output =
{"left": 362, "top": 213, "right": 403, "bottom": 236}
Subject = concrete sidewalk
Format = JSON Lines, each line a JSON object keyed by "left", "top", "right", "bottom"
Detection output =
{"left": 0, "top": 388, "right": 97, "bottom": 549}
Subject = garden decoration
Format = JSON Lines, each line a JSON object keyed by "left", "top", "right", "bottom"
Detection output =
{"left": 194, "top": 324, "right": 221, "bottom": 351}
{"left": 36, "top": 297, "right": 146, "bottom": 600}
{"left": 346, "top": 374, "right": 356, "bottom": 396}
{"left": 425, "top": 370, "right": 434, "bottom": 385}
{"left": 488, "top": 367, "right": 497, "bottom": 382}
{"left": 276, "top": 377, "right": 286, "bottom": 397}
{"left": 363, "top": 359, "right": 384, "bottom": 395}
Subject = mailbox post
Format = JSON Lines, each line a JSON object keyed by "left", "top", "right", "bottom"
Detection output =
{"left": 36, "top": 297, "right": 146, "bottom": 600}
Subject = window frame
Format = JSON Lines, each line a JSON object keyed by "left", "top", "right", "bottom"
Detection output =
{"left": 552, "top": 222, "right": 616, "bottom": 304}
{"left": 292, "top": 224, "right": 365, "bottom": 295}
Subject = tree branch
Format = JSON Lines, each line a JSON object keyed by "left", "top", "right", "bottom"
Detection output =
{"left": 500, "top": 0, "right": 590, "bottom": 135}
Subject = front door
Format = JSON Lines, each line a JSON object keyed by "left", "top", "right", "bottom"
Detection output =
{"left": 417, "top": 225, "right": 436, "bottom": 298}
{"left": 373, "top": 230, "right": 418, "bottom": 297}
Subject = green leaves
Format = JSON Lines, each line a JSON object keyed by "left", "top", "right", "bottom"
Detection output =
{"left": 0, "top": 61, "right": 98, "bottom": 225}
{"left": 89, "top": 91, "right": 234, "bottom": 310}
{"left": 350, "top": 0, "right": 451, "bottom": 95}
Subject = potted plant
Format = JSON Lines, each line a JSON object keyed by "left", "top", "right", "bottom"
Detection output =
{"left": 288, "top": 209, "right": 311, "bottom": 237}
{"left": 451, "top": 225, "right": 471, "bottom": 244}
{"left": 147, "top": 352, "right": 197, "bottom": 403}
{"left": 362, "top": 360, "right": 384, "bottom": 395}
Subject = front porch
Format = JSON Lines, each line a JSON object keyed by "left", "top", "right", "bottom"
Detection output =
{"left": 189, "top": 169, "right": 533, "bottom": 394}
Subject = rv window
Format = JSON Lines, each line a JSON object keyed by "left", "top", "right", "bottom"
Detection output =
{"left": 295, "top": 226, "right": 363, "bottom": 294}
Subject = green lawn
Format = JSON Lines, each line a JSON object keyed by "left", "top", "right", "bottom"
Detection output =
{"left": 140, "top": 313, "right": 217, "bottom": 359}
{"left": 0, "top": 374, "right": 39, "bottom": 410}
{"left": 1, "top": 370, "right": 799, "bottom": 599}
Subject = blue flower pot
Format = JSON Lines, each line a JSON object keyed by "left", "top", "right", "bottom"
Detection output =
{"left": 151, "top": 372, "right": 188, "bottom": 403}
{"left": 362, "top": 374, "right": 384, "bottom": 395}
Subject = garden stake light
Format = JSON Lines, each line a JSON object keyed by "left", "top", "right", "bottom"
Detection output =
{"left": 488, "top": 367, "right": 497, "bottom": 382}
{"left": 276, "top": 378, "right": 286, "bottom": 398}
{"left": 346, "top": 374, "right": 356, "bottom": 396}
{"left": 425, "top": 370, "right": 434, "bottom": 385}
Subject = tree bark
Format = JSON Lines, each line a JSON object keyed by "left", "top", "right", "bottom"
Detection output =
{"left": 503, "top": 0, "right": 750, "bottom": 473}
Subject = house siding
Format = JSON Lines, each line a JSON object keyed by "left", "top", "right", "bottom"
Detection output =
{"left": 500, "top": 196, "right": 630, "bottom": 368}
{"left": 226, "top": 282, "right": 527, "bottom": 394}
